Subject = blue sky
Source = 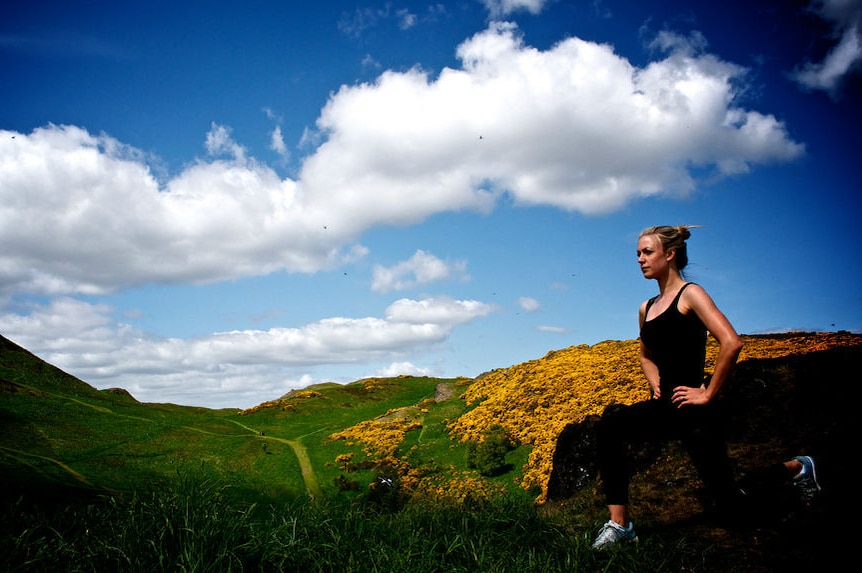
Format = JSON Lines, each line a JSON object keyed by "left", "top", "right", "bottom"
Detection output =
{"left": 1, "top": 0, "right": 860, "bottom": 409}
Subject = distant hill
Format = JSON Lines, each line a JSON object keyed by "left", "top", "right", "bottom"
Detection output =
{"left": 3, "top": 330, "right": 860, "bottom": 572}
{"left": 0, "top": 335, "right": 103, "bottom": 397}
{"left": 2, "top": 331, "right": 859, "bottom": 507}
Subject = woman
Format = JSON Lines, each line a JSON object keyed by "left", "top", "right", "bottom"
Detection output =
{"left": 591, "top": 225, "right": 820, "bottom": 549}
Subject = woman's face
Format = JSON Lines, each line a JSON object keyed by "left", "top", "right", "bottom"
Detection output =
{"left": 637, "top": 234, "right": 671, "bottom": 279}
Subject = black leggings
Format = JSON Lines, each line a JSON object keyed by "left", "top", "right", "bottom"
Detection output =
{"left": 596, "top": 399, "right": 740, "bottom": 505}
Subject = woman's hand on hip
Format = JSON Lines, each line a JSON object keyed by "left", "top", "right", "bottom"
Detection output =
{"left": 672, "top": 384, "right": 709, "bottom": 407}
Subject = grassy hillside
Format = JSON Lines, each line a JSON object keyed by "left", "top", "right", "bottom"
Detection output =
{"left": 2, "top": 331, "right": 861, "bottom": 571}
{"left": 2, "top": 331, "right": 860, "bottom": 506}
{"left": 0, "top": 334, "right": 476, "bottom": 504}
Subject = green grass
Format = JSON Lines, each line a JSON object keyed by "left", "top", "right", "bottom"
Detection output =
{"left": 2, "top": 334, "right": 854, "bottom": 571}
{"left": 0, "top": 335, "right": 481, "bottom": 504}
{"left": 0, "top": 476, "right": 697, "bottom": 573}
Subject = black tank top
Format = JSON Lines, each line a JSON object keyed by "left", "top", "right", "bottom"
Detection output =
{"left": 639, "top": 283, "right": 707, "bottom": 401}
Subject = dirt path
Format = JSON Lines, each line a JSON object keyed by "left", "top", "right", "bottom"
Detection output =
{"left": 0, "top": 445, "right": 99, "bottom": 489}
{"left": 6, "top": 390, "right": 324, "bottom": 499}
{"left": 282, "top": 439, "right": 321, "bottom": 499}
{"left": 227, "top": 420, "right": 322, "bottom": 498}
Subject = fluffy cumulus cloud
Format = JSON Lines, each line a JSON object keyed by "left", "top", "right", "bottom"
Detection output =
{"left": 518, "top": 296, "right": 540, "bottom": 312}
{"left": 0, "top": 22, "right": 805, "bottom": 407}
{"left": 372, "top": 250, "right": 468, "bottom": 293}
{"left": 0, "top": 23, "right": 803, "bottom": 297}
{"left": 792, "top": 0, "right": 862, "bottom": 95}
{"left": 0, "top": 295, "right": 492, "bottom": 408}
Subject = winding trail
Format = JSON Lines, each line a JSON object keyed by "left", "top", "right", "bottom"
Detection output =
{"left": 5, "top": 392, "right": 324, "bottom": 499}
{"left": 226, "top": 420, "right": 322, "bottom": 498}
{"left": 0, "top": 445, "right": 106, "bottom": 490}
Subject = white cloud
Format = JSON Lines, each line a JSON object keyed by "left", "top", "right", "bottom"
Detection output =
{"left": 372, "top": 250, "right": 467, "bottom": 293}
{"left": 396, "top": 9, "right": 417, "bottom": 30}
{"left": 376, "top": 361, "right": 431, "bottom": 377}
{"left": 385, "top": 296, "right": 493, "bottom": 325}
{"left": 338, "top": 5, "right": 419, "bottom": 37}
{"left": 204, "top": 122, "right": 246, "bottom": 161}
{"left": 0, "top": 22, "right": 808, "bottom": 408}
{"left": 792, "top": 0, "right": 862, "bottom": 95}
{"left": 518, "top": 296, "right": 540, "bottom": 312}
{"left": 307, "top": 22, "right": 803, "bottom": 219}
{"left": 482, "top": 0, "right": 547, "bottom": 19}
{"left": 0, "top": 24, "right": 802, "bottom": 297}
{"left": 269, "top": 125, "right": 289, "bottom": 158}
{"left": 361, "top": 53, "right": 382, "bottom": 70}
{"left": 591, "top": 0, "right": 612, "bottom": 20}
{"left": 0, "top": 295, "right": 492, "bottom": 408}
{"left": 537, "top": 325, "right": 566, "bottom": 333}
{"left": 0, "top": 124, "right": 354, "bottom": 297}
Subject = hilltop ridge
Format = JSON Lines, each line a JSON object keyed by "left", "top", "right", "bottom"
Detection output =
{"left": 2, "top": 330, "right": 859, "bottom": 505}
{"left": 2, "top": 330, "right": 860, "bottom": 570}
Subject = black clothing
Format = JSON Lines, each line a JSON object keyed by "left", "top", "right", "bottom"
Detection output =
{"left": 640, "top": 283, "right": 707, "bottom": 401}
{"left": 596, "top": 282, "right": 738, "bottom": 506}
{"left": 596, "top": 398, "right": 738, "bottom": 505}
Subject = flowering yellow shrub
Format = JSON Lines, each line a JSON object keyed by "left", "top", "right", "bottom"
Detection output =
{"left": 449, "top": 339, "right": 646, "bottom": 501}
{"left": 361, "top": 377, "right": 393, "bottom": 392}
{"left": 328, "top": 417, "right": 422, "bottom": 459}
{"left": 237, "top": 399, "right": 296, "bottom": 415}
{"left": 412, "top": 470, "right": 508, "bottom": 503}
{"left": 292, "top": 390, "right": 322, "bottom": 399}
{"left": 237, "top": 389, "right": 321, "bottom": 415}
{"left": 449, "top": 331, "right": 861, "bottom": 502}
{"left": 251, "top": 331, "right": 858, "bottom": 505}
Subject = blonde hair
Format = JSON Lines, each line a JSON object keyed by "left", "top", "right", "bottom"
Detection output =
{"left": 639, "top": 225, "right": 702, "bottom": 271}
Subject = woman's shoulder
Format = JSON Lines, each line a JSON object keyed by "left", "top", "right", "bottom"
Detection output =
{"left": 678, "top": 282, "right": 718, "bottom": 313}
{"left": 681, "top": 282, "right": 708, "bottom": 297}
{"left": 638, "top": 297, "right": 653, "bottom": 323}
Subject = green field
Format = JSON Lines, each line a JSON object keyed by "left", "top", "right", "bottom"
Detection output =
{"left": 2, "top": 332, "right": 857, "bottom": 572}
{"left": 0, "top": 334, "right": 503, "bottom": 505}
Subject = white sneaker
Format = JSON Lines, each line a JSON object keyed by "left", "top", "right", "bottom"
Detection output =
{"left": 793, "top": 455, "right": 821, "bottom": 501}
{"left": 591, "top": 520, "right": 638, "bottom": 550}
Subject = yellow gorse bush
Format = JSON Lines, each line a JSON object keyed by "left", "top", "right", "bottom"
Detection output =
{"left": 329, "top": 417, "right": 423, "bottom": 459}
{"left": 450, "top": 339, "right": 645, "bottom": 501}
{"left": 451, "top": 331, "right": 860, "bottom": 502}
{"left": 328, "top": 331, "right": 858, "bottom": 504}
{"left": 412, "top": 470, "right": 508, "bottom": 503}
{"left": 238, "top": 390, "right": 321, "bottom": 415}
